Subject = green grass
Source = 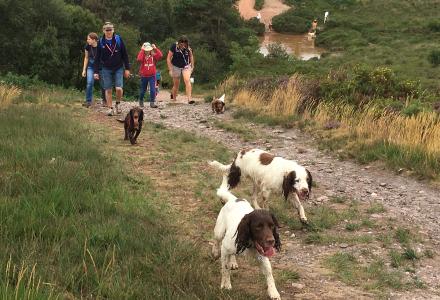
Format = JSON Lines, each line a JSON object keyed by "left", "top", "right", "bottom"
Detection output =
{"left": 212, "top": 119, "right": 259, "bottom": 142}
{"left": 325, "top": 252, "right": 407, "bottom": 292}
{"left": 0, "top": 100, "right": 252, "bottom": 298}
{"left": 366, "top": 202, "right": 386, "bottom": 214}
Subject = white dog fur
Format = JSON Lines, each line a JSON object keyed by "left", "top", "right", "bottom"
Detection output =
{"left": 212, "top": 174, "right": 281, "bottom": 299}
{"left": 209, "top": 148, "right": 312, "bottom": 223}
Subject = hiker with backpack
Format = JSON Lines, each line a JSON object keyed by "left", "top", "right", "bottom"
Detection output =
{"left": 94, "top": 22, "right": 131, "bottom": 116}
{"left": 137, "top": 42, "right": 163, "bottom": 108}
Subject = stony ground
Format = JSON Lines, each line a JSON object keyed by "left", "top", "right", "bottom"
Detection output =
{"left": 90, "top": 91, "right": 440, "bottom": 299}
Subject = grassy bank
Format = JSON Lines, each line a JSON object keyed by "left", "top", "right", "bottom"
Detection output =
{"left": 0, "top": 85, "right": 253, "bottom": 299}
{"left": 273, "top": 0, "right": 440, "bottom": 90}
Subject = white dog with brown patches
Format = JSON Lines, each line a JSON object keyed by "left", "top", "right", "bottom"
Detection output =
{"left": 212, "top": 174, "right": 281, "bottom": 300}
{"left": 209, "top": 148, "right": 312, "bottom": 224}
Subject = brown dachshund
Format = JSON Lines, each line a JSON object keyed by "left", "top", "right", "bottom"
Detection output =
{"left": 211, "top": 94, "right": 225, "bottom": 114}
{"left": 117, "top": 107, "right": 144, "bottom": 144}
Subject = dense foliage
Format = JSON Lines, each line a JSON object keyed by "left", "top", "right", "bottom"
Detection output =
{"left": 0, "top": 0, "right": 258, "bottom": 94}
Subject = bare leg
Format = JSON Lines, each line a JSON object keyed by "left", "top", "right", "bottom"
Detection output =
{"left": 105, "top": 89, "right": 113, "bottom": 108}
{"left": 172, "top": 77, "right": 180, "bottom": 101}
{"left": 182, "top": 68, "right": 192, "bottom": 102}
{"left": 115, "top": 87, "right": 123, "bottom": 113}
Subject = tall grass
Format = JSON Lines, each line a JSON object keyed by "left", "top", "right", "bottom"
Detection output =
{"left": 230, "top": 75, "right": 440, "bottom": 179}
{"left": 0, "top": 84, "right": 21, "bottom": 109}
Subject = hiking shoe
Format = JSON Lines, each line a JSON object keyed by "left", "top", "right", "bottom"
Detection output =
{"left": 150, "top": 103, "right": 158, "bottom": 108}
{"left": 82, "top": 102, "right": 91, "bottom": 108}
{"left": 107, "top": 107, "right": 115, "bottom": 116}
{"left": 170, "top": 94, "right": 173, "bottom": 100}
{"left": 188, "top": 100, "right": 195, "bottom": 105}
{"left": 115, "top": 102, "right": 122, "bottom": 114}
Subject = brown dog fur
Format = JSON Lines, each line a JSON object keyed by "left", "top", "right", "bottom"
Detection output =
{"left": 117, "top": 107, "right": 144, "bottom": 144}
{"left": 211, "top": 98, "right": 225, "bottom": 114}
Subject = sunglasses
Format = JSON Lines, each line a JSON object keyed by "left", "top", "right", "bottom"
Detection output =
{"left": 104, "top": 28, "right": 113, "bottom": 32}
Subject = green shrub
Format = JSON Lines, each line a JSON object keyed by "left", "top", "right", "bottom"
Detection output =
{"left": 254, "top": 0, "right": 264, "bottom": 10}
{"left": 272, "top": 13, "right": 309, "bottom": 33}
{"left": 428, "top": 50, "right": 440, "bottom": 67}
{"left": 245, "top": 17, "right": 266, "bottom": 36}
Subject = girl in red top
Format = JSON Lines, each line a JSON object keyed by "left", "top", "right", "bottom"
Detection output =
{"left": 137, "top": 42, "right": 163, "bottom": 108}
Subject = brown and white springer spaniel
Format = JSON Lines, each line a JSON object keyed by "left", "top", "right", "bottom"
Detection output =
{"left": 209, "top": 148, "right": 313, "bottom": 224}
{"left": 211, "top": 94, "right": 225, "bottom": 114}
{"left": 212, "top": 174, "right": 281, "bottom": 299}
{"left": 117, "top": 107, "right": 144, "bottom": 145}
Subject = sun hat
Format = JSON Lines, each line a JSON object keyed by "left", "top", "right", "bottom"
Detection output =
{"left": 142, "top": 42, "right": 153, "bottom": 51}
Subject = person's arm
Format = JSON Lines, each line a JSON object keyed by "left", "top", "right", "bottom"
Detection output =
{"left": 93, "top": 44, "right": 101, "bottom": 80}
{"left": 137, "top": 49, "right": 145, "bottom": 62}
{"left": 153, "top": 46, "right": 163, "bottom": 61}
{"left": 189, "top": 47, "right": 195, "bottom": 71}
{"left": 82, "top": 49, "right": 89, "bottom": 77}
{"left": 119, "top": 38, "right": 131, "bottom": 78}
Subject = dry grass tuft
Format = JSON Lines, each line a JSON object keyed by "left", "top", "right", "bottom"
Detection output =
{"left": 0, "top": 84, "right": 21, "bottom": 109}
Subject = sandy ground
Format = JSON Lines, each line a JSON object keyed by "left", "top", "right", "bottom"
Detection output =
{"left": 237, "top": 0, "right": 290, "bottom": 25}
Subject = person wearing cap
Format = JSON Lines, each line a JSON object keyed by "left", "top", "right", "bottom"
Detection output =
{"left": 167, "top": 35, "right": 195, "bottom": 104}
{"left": 94, "top": 22, "right": 131, "bottom": 116}
{"left": 137, "top": 42, "right": 163, "bottom": 108}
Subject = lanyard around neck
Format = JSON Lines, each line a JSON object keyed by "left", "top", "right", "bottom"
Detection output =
{"left": 105, "top": 38, "right": 117, "bottom": 56}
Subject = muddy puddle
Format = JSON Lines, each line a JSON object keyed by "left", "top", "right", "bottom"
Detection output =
{"left": 259, "top": 31, "right": 325, "bottom": 60}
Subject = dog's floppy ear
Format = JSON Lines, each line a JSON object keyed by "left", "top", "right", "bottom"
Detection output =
{"left": 138, "top": 109, "right": 144, "bottom": 129}
{"left": 306, "top": 169, "right": 312, "bottom": 193}
{"left": 282, "top": 171, "right": 296, "bottom": 200}
{"left": 271, "top": 213, "right": 281, "bottom": 252}
{"left": 235, "top": 213, "right": 252, "bottom": 254}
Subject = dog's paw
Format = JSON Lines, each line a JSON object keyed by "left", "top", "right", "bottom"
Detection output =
{"left": 228, "top": 256, "right": 238, "bottom": 270}
{"left": 221, "top": 282, "right": 232, "bottom": 290}
{"left": 268, "top": 288, "right": 281, "bottom": 300}
{"left": 300, "top": 217, "right": 308, "bottom": 225}
{"left": 228, "top": 261, "right": 238, "bottom": 270}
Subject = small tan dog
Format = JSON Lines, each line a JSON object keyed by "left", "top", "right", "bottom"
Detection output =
{"left": 211, "top": 94, "right": 225, "bottom": 114}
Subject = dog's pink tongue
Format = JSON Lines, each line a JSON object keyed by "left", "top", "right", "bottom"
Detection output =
{"left": 264, "top": 247, "right": 275, "bottom": 257}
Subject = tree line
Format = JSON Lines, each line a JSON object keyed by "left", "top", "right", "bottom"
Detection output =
{"left": 0, "top": 0, "right": 260, "bottom": 90}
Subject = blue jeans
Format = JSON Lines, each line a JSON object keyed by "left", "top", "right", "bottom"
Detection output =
{"left": 139, "top": 76, "right": 156, "bottom": 105}
{"left": 101, "top": 67, "right": 124, "bottom": 90}
{"left": 85, "top": 67, "right": 95, "bottom": 103}
{"left": 86, "top": 67, "right": 106, "bottom": 103}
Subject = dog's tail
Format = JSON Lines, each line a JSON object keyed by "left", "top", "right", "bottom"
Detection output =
{"left": 216, "top": 174, "right": 236, "bottom": 203}
{"left": 208, "top": 160, "right": 231, "bottom": 173}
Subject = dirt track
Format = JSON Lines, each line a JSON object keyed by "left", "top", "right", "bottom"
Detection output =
{"left": 237, "top": 0, "right": 290, "bottom": 26}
